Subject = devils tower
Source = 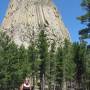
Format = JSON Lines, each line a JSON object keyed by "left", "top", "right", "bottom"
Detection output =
{"left": 1, "top": 0, "right": 70, "bottom": 47}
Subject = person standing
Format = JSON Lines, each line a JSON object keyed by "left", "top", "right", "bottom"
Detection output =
{"left": 20, "top": 78, "right": 31, "bottom": 90}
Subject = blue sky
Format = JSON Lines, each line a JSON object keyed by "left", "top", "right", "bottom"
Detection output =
{"left": 0, "top": 0, "right": 85, "bottom": 42}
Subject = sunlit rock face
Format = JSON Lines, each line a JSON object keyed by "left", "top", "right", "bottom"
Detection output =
{"left": 1, "top": 0, "right": 70, "bottom": 47}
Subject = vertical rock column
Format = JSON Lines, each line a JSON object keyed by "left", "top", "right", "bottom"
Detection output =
{"left": 1, "top": 0, "right": 70, "bottom": 47}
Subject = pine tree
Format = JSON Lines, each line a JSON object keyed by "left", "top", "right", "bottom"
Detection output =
{"left": 77, "top": 0, "right": 90, "bottom": 43}
{"left": 55, "top": 46, "right": 63, "bottom": 90}
{"left": 5, "top": 41, "right": 19, "bottom": 89}
{"left": 38, "top": 29, "right": 49, "bottom": 90}
{"left": 62, "top": 40, "right": 76, "bottom": 90}
{"left": 85, "top": 46, "right": 90, "bottom": 90}
{"left": 18, "top": 45, "right": 28, "bottom": 82}
{"left": 77, "top": 0, "right": 90, "bottom": 89}
{"left": 48, "top": 41, "right": 56, "bottom": 90}
{"left": 27, "top": 43, "right": 39, "bottom": 90}
{"left": 0, "top": 31, "right": 12, "bottom": 90}
{"left": 0, "top": 31, "right": 19, "bottom": 90}
{"left": 73, "top": 42, "right": 86, "bottom": 90}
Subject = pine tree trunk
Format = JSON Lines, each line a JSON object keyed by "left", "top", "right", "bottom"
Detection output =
{"left": 53, "top": 82, "right": 55, "bottom": 90}
{"left": 48, "top": 81, "right": 51, "bottom": 90}
{"left": 70, "top": 80, "right": 71, "bottom": 89}
{"left": 33, "top": 75, "right": 35, "bottom": 90}
{"left": 62, "top": 78, "right": 67, "bottom": 90}
{"left": 42, "top": 74, "right": 45, "bottom": 90}
{"left": 88, "top": 81, "right": 90, "bottom": 90}
{"left": 40, "top": 74, "right": 45, "bottom": 90}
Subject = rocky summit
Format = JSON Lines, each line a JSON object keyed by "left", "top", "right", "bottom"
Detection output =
{"left": 1, "top": 0, "right": 70, "bottom": 47}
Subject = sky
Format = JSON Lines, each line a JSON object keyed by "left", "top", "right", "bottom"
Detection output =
{"left": 0, "top": 0, "right": 85, "bottom": 42}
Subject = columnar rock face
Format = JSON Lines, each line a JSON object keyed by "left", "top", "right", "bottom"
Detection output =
{"left": 1, "top": 0, "right": 70, "bottom": 47}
